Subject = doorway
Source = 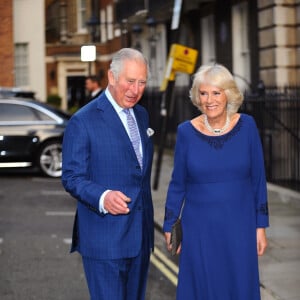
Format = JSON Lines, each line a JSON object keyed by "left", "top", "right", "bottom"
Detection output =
{"left": 67, "top": 76, "right": 86, "bottom": 111}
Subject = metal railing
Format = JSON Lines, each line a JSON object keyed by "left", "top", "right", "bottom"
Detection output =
{"left": 141, "top": 87, "right": 300, "bottom": 191}
{"left": 242, "top": 89, "right": 300, "bottom": 191}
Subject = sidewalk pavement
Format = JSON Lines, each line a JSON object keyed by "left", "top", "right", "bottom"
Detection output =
{"left": 151, "top": 151, "right": 300, "bottom": 300}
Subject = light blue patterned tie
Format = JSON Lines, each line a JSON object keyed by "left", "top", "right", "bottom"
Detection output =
{"left": 124, "top": 109, "right": 143, "bottom": 169}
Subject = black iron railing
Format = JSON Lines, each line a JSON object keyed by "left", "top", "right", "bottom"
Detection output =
{"left": 141, "top": 87, "right": 300, "bottom": 191}
{"left": 242, "top": 90, "right": 300, "bottom": 191}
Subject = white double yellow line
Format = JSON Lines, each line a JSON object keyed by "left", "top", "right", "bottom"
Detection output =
{"left": 150, "top": 246, "right": 179, "bottom": 286}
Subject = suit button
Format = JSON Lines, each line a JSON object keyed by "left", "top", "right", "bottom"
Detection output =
{"left": 137, "top": 206, "right": 142, "bottom": 210}
{"left": 136, "top": 165, "right": 140, "bottom": 169}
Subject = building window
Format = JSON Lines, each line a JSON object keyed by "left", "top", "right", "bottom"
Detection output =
{"left": 77, "top": 0, "right": 87, "bottom": 33}
{"left": 14, "top": 43, "right": 29, "bottom": 86}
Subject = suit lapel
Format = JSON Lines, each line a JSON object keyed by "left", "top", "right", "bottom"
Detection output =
{"left": 134, "top": 107, "right": 147, "bottom": 146}
{"left": 97, "top": 96, "right": 133, "bottom": 152}
{"left": 133, "top": 106, "right": 149, "bottom": 170}
{"left": 96, "top": 96, "right": 143, "bottom": 167}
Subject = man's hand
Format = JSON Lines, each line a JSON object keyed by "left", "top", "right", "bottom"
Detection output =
{"left": 103, "top": 191, "right": 131, "bottom": 215}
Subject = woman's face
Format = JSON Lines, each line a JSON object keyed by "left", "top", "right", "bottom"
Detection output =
{"left": 198, "top": 84, "right": 228, "bottom": 119}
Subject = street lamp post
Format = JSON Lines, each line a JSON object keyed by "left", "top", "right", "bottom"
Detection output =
{"left": 80, "top": 45, "right": 96, "bottom": 75}
{"left": 132, "top": 24, "right": 143, "bottom": 51}
{"left": 81, "top": 0, "right": 100, "bottom": 76}
{"left": 86, "top": 15, "right": 100, "bottom": 43}
{"left": 86, "top": 0, "right": 100, "bottom": 43}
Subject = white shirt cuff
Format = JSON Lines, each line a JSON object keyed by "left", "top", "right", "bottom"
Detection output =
{"left": 99, "top": 190, "right": 111, "bottom": 214}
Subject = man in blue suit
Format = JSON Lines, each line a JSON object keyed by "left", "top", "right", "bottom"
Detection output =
{"left": 62, "top": 48, "right": 154, "bottom": 300}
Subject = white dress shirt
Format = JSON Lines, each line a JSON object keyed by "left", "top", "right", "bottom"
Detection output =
{"left": 91, "top": 88, "right": 102, "bottom": 98}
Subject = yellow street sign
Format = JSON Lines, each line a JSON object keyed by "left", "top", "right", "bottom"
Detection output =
{"left": 172, "top": 58, "right": 195, "bottom": 74}
{"left": 160, "top": 43, "right": 199, "bottom": 91}
{"left": 170, "top": 43, "right": 198, "bottom": 67}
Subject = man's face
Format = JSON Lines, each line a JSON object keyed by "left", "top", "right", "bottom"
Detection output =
{"left": 108, "top": 60, "right": 147, "bottom": 109}
{"left": 85, "top": 79, "right": 95, "bottom": 92}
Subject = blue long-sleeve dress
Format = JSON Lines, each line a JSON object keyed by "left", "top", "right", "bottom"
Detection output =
{"left": 163, "top": 113, "right": 269, "bottom": 300}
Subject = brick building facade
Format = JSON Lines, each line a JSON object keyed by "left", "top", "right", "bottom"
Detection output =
{"left": 1, "top": 0, "right": 299, "bottom": 106}
{"left": 0, "top": 0, "right": 14, "bottom": 87}
{"left": 45, "top": 0, "right": 124, "bottom": 109}
{"left": 258, "top": 0, "right": 300, "bottom": 85}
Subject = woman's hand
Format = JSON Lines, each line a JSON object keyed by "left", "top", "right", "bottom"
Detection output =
{"left": 257, "top": 228, "right": 268, "bottom": 256}
{"left": 164, "top": 232, "right": 181, "bottom": 255}
{"left": 164, "top": 232, "right": 172, "bottom": 252}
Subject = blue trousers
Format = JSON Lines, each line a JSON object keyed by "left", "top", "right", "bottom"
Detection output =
{"left": 82, "top": 244, "right": 151, "bottom": 300}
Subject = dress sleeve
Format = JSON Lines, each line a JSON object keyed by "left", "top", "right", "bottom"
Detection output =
{"left": 163, "top": 124, "right": 187, "bottom": 232}
{"left": 249, "top": 117, "right": 269, "bottom": 228}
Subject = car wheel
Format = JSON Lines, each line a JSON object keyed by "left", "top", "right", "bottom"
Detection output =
{"left": 37, "top": 140, "right": 62, "bottom": 178}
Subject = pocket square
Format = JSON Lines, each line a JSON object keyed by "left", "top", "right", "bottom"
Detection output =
{"left": 147, "top": 128, "right": 155, "bottom": 137}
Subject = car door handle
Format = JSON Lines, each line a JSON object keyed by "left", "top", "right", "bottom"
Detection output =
{"left": 28, "top": 130, "right": 37, "bottom": 136}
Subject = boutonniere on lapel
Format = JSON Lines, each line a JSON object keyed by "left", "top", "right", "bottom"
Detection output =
{"left": 147, "top": 128, "right": 155, "bottom": 137}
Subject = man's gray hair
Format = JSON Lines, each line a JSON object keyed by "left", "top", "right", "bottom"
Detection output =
{"left": 109, "top": 48, "right": 150, "bottom": 79}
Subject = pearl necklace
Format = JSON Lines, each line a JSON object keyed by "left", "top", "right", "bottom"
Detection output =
{"left": 203, "top": 114, "right": 230, "bottom": 135}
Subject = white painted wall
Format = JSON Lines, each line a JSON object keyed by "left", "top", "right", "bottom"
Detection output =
{"left": 13, "top": 0, "right": 46, "bottom": 101}
{"left": 201, "top": 15, "right": 216, "bottom": 65}
{"left": 232, "top": 2, "right": 251, "bottom": 92}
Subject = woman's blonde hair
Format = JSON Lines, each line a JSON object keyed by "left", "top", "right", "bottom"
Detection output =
{"left": 189, "top": 64, "right": 244, "bottom": 116}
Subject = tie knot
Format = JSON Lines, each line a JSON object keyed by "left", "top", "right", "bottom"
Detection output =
{"left": 123, "top": 109, "right": 130, "bottom": 115}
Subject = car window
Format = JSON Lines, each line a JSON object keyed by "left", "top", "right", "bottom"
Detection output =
{"left": 33, "top": 109, "right": 54, "bottom": 121}
{"left": 0, "top": 88, "right": 35, "bottom": 99}
{"left": 0, "top": 103, "right": 52, "bottom": 122}
{"left": 36, "top": 102, "right": 70, "bottom": 120}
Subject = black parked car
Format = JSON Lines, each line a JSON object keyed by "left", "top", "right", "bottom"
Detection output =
{"left": 0, "top": 87, "right": 36, "bottom": 99}
{"left": 0, "top": 98, "right": 70, "bottom": 177}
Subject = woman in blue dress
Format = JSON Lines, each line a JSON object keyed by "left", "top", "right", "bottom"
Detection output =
{"left": 163, "top": 64, "right": 269, "bottom": 300}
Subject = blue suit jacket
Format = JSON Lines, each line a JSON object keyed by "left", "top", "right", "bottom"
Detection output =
{"left": 62, "top": 93, "right": 154, "bottom": 259}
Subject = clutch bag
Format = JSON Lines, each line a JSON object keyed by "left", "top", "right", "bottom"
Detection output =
{"left": 170, "top": 219, "right": 182, "bottom": 256}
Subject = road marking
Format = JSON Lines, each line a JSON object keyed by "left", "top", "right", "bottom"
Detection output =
{"left": 150, "top": 252, "right": 178, "bottom": 286}
{"left": 59, "top": 240, "right": 178, "bottom": 285}
{"left": 63, "top": 238, "right": 72, "bottom": 244}
{"left": 0, "top": 238, "right": 3, "bottom": 244}
{"left": 0, "top": 162, "right": 31, "bottom": 167}
{"left": 32, "top": 177, "right": 61, "bottom": 183}
{"left": 153, "top": 246, "right": 179, "bottom": 274}
{"left": 45, "top": 211, "right": 74, "bottom": 216}
{"left": 41, "top": 190, "right": 67, "bottom": 196}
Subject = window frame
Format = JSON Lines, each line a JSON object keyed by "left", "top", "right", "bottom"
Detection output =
{"left": 14, "top": 43, "right": 29, "bottom": 86}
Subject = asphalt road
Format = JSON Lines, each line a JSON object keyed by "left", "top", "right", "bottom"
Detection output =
{"left": 0, "top": 170, "right": 177, "bottom": 300}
